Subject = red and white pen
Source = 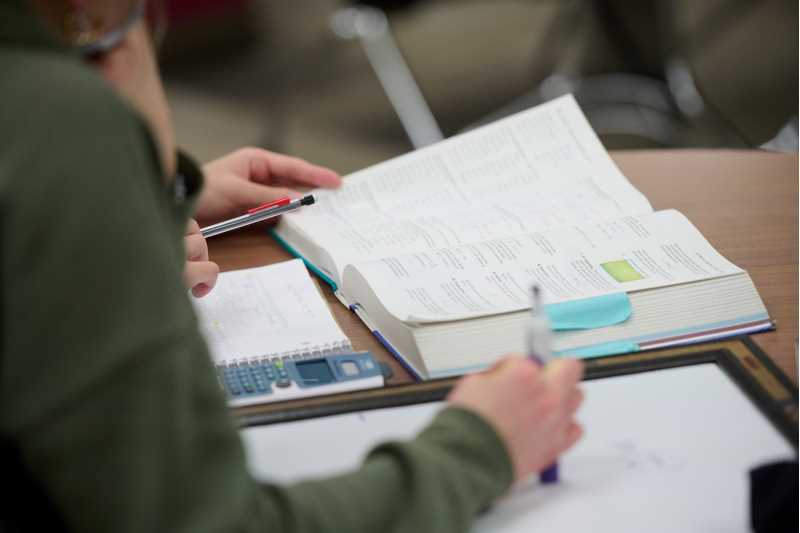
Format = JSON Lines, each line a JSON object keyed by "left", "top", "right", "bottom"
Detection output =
{"left": 201, "top": 195, "right": 315, "bottom": 238}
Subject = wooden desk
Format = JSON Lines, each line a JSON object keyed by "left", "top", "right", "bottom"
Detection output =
{"left": 207, "top": 150, "right": 799, "bottom": 383}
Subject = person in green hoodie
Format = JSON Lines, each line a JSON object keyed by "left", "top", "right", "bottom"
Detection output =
{"left": 0, "top": 1, "right": 584, "bottom": 532}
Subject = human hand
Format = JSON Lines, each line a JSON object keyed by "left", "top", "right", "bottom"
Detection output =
{"left": 447, "top": 356, "right": 584, "bottom": 482}
{"left": 195, "top": 148, "right": 342, "bottom": 226}
{"left": 183, "top": 219, "right": 219, "bottom": 298}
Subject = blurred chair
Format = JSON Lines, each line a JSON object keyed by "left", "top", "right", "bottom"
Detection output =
{"left": 333, "top": 0, "right": 797, "bottom": 149}
{"left": 330, "top": 2, "right": 443, "bottom": 149}
{"left": 530, "top": 0, "right": 758, "bottom": 147}
{"left": 461, "top": 0, "right": 769, "bottom": 147}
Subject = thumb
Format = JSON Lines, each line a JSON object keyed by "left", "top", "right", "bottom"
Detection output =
{"left": 185, "top": 261, "right": 220, "bottom": 298}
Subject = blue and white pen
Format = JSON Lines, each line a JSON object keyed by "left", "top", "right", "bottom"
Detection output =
{"left": 528, "top": 285, "right": 559, "bottom": 484}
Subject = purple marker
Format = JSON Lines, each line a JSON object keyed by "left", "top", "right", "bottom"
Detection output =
{"left": 528, "top": 285, "right": 559, "bottom": 484}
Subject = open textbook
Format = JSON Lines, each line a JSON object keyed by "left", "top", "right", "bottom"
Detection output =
{"left": 274, "top": 95, "right": 772, "bottom": 379}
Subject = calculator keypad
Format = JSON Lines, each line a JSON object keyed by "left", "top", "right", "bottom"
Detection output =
{"left": 219, "top": 361, "right": 292, "bottom": 398}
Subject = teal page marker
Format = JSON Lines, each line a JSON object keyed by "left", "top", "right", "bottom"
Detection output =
{"left": 545, "top": 292, "right": 631, "bottom": 331}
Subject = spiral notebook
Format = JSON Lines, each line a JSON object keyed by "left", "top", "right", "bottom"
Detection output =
{"left": 192, "top": 259, "right": 352, "bottom": 368}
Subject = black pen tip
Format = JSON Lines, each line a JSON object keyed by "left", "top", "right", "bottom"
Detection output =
{"left": 531, "top": 284, "right": 542, "bottom": 309}
{"left": 301, "top": 195, "right": 315, "bottom": 206}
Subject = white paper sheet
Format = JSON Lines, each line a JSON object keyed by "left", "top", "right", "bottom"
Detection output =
{"left": 192, "top": 259, "right": 350, "bottom": 365}
{"left": 241, "top": 364, "right": 795, "bottom": 532}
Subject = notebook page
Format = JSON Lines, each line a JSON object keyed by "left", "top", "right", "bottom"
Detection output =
{"left": 192, "top": 259, "right": 351, "bottom": 366}
{"left": 279, "top": 95, "right": 652, "bottom": 281}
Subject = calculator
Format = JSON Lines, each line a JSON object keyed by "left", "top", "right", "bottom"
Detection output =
{"left": 217, "top": 352, "right": 387, "bottom": 407}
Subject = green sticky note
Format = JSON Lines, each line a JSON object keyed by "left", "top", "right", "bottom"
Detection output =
{"left": 601, "top": 260, "right": 644, "bottom": 283}
{"left": 544, "top": 292, "right": 632, "bottom": 331}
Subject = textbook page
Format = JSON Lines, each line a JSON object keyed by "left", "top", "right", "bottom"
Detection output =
{"left": 279, "top": 95, "right": 652, "bottom": 282}
{"left": 342, "top": 210, "right": 743, "bottom": 322}
{"left": 192, "top": 259, "right": 351, "bottom": 365}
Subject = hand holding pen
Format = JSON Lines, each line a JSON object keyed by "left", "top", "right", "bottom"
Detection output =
{"left": 201, "top": 195, "right": 315, "bottom": 238}
{"left": 192, "top": 187, "right": 319, "bottom": 300}
{"left": 528, "top": 285, "right": 561, "bottom": 483}
{"left": 191, "top": 194, "right": 316, "bottom": 295}
{"left": 182, "top": 148, "right": 336, "bottom": 298}
{"left": 447, "top": 324, "right": 584, "bottom": 484}
{"left": 195, "top": 148, "right": 341, "bottom": 225}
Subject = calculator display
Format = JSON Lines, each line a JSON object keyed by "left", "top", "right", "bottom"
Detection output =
{"left": 295, "top": 359, "right": 335, "bottom": 385}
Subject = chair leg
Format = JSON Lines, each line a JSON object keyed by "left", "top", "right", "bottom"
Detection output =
{"left": 330, "top": 5, "right": 443, "bottom": 149}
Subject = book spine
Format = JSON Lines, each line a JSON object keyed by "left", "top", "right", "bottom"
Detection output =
{"left": 269, "top": 229, "right": 339, "bottom": 290}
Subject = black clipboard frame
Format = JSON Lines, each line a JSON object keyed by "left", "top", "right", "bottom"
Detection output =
{"left": 234, "top": 337, "right": 798, "bottom": 447}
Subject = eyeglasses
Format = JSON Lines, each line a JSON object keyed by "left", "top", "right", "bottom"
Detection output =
{"left": 32, "top": 0, "right": 167, "bottom": 57}
{"left": 72, "top": 0, "right": 143, "bottom": 56}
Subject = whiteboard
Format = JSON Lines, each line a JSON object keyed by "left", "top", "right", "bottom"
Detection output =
{"left": 241, "top": 364, "right": 795, "bottom": 532}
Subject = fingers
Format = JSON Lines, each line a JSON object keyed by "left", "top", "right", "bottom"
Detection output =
{"left": 542, "top": 422, "right": 584, "bottom": 468}
{"left": 445, "top": 353, "right": 585, "bottom": 482}
{"left": 564, "top": 387, "right": 584, "bottom": 417}
{"left": 537, "top": 358, "right": 584, "bottom": 469}
{"left": 543, "top": 358, "right": 584, "bottom": 390}
{"left": 483, "top": 354, "right": 527, "bottom": 376}
{"left": 555, "top": 422, "right": 583, "bottom": 457}
{"left": 545, "top": 389, "right": 584, "bottom": 457}
{"left": 184, "top": 260, "right": 219, "bottom": 298}
{"left": 494, "top": 357, "right": 582, "bottom": 408}
{"left": 185, "top": 218, "right": 200, "bottom": 235}
{"left": 184, "top": 217, "right": 217, "bottom": 297}
{"left": 240, "top": 147, "right": 342, "bottom": 189}
{"left": 196, "top": 148, "right": 342, "bottom": 225}
{"left": 232, "top": 179, "right": 302, "bottom": 205}
{"left": 563, "top": 422, "right": 583, "bottom": 452}
{"left": 228, "top": 181, "right": 306, "bottom": 227}
{"left": 184, "top": 233, "right": 208, "bottom": 262}
{"left": 542, "top": 358, "right": 584, "bottom": 428}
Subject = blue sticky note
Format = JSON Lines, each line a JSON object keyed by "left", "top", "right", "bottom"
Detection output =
{"left": 558, "top": 340, "right": 640, "bottom": 359}
{"left": 544, "top": 292, "right": 631, "bottom": 331}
